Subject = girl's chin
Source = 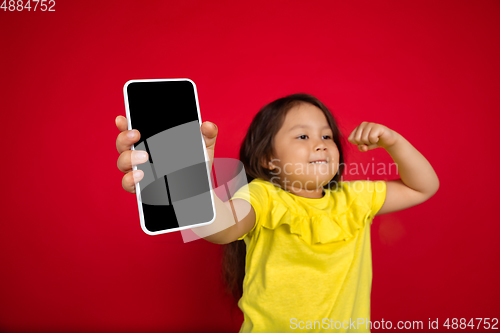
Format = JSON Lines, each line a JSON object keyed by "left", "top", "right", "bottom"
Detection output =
{"left": 282, "top": 177, "right": 335, "bottom": 186}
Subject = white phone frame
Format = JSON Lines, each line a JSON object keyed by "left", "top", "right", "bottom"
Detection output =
{"left": 123, "top": 78, "right": 216, "bottom": 236}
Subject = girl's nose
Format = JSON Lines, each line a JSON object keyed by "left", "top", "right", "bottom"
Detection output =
{"left": 315, "top": 141, "right": 327, "bottom": 151}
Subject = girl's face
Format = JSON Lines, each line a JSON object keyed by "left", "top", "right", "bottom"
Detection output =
{"left": 268, "top": 103, "right": 340, "bottom": 198}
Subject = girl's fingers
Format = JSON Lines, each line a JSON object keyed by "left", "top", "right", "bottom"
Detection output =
{"left": 123, "top": 170, "right": 145, "bottom": 194}
{"left": 358, "top": 143, "right": 379, "bottom": 151}
{"left": 117, "top": 149, "right": 149, "bottom": 173}
{"left": 116, "top": 128, "right": 141, "bottom": 155}
{"left": 354, "top": 122, "right": 370, "bottom": 143}
{"left": 118, "top": 117, "right": 217, "bottom": 192}
{"left": 347, "top": 126, "right": 359, "bottom": 143}
{"left": 360, "top": 125, "right": 372, "bottom": 144}
{"left": 115, "top": 115, "right": 128, "bottom": 132}
{"left": 347, "top": 130, "right": 354, "bottom": 143}
{"left": 361, "top": 125, "right": 379, "bottom": 145}
{"left": 115, "top": 115, "right": 142, "bottom": 154}
{"left": 349, "top": 122, "right": 381, "bottom": 147}
{"left": 368, "top": 128, "right": 380, "bottom": 145}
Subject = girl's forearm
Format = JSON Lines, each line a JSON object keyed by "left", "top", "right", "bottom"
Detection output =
{"left": 385, "top": 132, "right": 440, "bottom": 196}
{"left": 190, "top": 191, "right": 238, "bottom": 244}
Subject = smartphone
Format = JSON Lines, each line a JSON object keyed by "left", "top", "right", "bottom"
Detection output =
{"left": 123, "top": 78, "right": 216, "bottom": 236}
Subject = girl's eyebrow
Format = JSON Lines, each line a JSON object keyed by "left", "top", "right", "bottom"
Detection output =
{"left": 288, "top": 124, "right": 331, "bottom": 132}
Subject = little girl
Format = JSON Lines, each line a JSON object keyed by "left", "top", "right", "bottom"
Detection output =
{"left": 115, "top": 93, "right": 439, "bottom": 332}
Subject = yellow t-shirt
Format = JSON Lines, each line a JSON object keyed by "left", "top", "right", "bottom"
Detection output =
{"left": 230, "top": 178, "right": 387, "bottom": 333}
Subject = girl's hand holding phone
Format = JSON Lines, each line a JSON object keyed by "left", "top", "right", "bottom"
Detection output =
{"left": 115, "top": 115, "right": 218, "bottom": 194}
{"left": 348, "top": 122, "right": 399, "bottom": 151}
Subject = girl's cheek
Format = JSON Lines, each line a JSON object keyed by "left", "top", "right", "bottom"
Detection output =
{"left": 332, "top": 145, "right": 340, "bottom": 155}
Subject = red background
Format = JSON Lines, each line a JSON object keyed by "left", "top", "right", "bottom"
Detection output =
{"left": 1, "top": 0, "right": 499, "bottom": 332}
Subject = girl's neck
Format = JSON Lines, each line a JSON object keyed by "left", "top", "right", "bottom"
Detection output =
{"left": 270, "top": 178, "right": 326, "bottom": 199}
{"left": 287, "top": 186, "right": 325, "bottom": 199}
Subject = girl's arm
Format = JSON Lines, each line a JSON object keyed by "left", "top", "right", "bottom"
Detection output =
{"left": 348, "top": 122, "right": 440, "bottom": 215}
{"left": 191, "top": 121, "right": 256, "bottom": 243}
{"left": 192, "top": 194, "right": 256, "bottom": 244}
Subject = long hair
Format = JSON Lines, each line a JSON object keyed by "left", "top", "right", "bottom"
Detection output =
{"left": 220, "top": 93, "right": 346, "bottom": 310}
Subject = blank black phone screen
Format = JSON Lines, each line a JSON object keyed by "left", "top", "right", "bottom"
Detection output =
{"left": 126, "top": 80, "right": 214, "bottom": 233}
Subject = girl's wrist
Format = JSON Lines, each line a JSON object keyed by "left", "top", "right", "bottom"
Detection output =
{"left": 382, "top": 130, "right": 403, "bottom": 151}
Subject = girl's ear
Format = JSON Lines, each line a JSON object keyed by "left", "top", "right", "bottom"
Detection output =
{"left": 260, "top": 156, "right": 276, "bottom": 171}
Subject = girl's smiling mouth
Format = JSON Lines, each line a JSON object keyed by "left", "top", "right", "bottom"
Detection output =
{"left": 309, "top": 158, "right": 328, "bottom": 164}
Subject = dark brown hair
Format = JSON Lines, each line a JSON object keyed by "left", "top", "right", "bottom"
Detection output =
{"left": 220, "top": 93, "right": 346, "bottom": 310}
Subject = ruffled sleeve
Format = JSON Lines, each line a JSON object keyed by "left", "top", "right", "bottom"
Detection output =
{"left": 345, "top": 180, "right": 387, "bottom": 222}
{"left": 230, "top": 179, "right": 271, "bottom": 240}
{"left": 255, "top": 180, "right": 387, "bottom": 245}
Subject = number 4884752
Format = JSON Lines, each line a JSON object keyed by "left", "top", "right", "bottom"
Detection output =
{"left": 1, "top": 0, "right": 56, "bottom": 11}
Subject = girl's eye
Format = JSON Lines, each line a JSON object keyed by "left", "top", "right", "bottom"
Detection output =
{"left": 297, "top": 135, "right": 332, "bottom": 140}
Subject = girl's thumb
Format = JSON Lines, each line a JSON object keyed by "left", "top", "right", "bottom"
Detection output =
{"left": 202, "top": 121, "right": 217, "bottom": 137}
